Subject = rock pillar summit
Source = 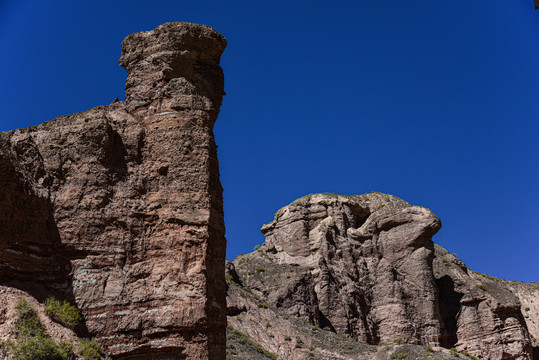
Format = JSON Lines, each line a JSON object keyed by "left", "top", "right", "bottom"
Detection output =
{"left": 0, "top": 22, "right": 227, "bottom": 359}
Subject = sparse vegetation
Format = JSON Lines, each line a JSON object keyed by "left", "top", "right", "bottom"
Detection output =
{"left": 226, "top": 325, "right": 276, "bottom": 359}
{"left": 475, "top": 284, "right": 487, "bottom": 291}
{"left": 257, "top": 302, "right": 268, "bottom": 309}
{"left": 0, "top": 297, "right": 76, "bottom": 360}
{"left": 462, "top": 352, "right": 479, "bottom": 360}
{"left": 284, "top": 336, "right": 291, "bottom": 341}
{"left": 390, "top": 352, "right": 407, "bottom": 359}
{"left": 425, "top": 346, "right": 433, "bottom": 354}
{"left": 441, "top": 257, "right": 451, "bottom": 266}
{"left": 256, "top": 267, "right": 265, "bottom": 272}
{"left": 524, "top": 307, "right": 530, "bottom": 311}
{"left": 394, "top": 338, "right": 403, "bottom": 344}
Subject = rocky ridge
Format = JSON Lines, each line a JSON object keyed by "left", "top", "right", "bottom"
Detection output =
{"left": 0, "top": 22, "right": 227, "bottom": 359}
{"left": 227, "top": 192, "right": 537, "bottom": 359}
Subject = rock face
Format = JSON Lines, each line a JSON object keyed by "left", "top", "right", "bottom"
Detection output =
{"left": 0, "top": 22, "right": 227, "bottom": 360}
{"left": 227, "top": 192, "right": 536, "bottom": 359}
{"left": 260, "top": 192, "right": 442, "bottom": 345}
{"left": 434, "top": 246, "right": 536, "bottom": 360}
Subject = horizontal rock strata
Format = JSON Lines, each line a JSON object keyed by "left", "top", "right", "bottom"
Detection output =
{"left": 0, "top": 22, "right": 227, "bottom": 360}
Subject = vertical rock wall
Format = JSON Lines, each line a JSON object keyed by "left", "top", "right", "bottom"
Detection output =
{"left": 0, "top": 22, "right": 227, "bottom": 360}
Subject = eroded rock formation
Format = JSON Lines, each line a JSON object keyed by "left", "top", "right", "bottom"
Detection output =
{"left": 434, "top": 246, "right": 535, "bottom": 359}
{"left": 259, "top": 192, "right": 442, "bottom": 345}
{"left": 227, "top": 192, "right": 536, "bottom": 359}
{"left": 0, "top": 22, "right": 227, "bottom": 359}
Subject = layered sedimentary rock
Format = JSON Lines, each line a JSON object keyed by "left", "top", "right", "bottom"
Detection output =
{"left": 228, "top": 192, "right": 535, "bottom": 359}
{"left": 0, "top": 22, "right": 227, "bottom": 359}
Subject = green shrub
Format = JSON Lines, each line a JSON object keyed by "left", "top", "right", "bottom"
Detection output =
{"left": 257, "top": 302, "right": 269, "bottom": 309}
{"left": 78, "top": 338, "right": 103, "bottom": 360}
{"left": 8, "top": 335, "right": 75, "bottom": 360}
{"left": 462, "top": 352, "right": 479, "bottom": 360}
{"left": 44, "top": 298, "right": 81, "bottom": 329}
{"left": 425, "top": 346, "right": 433, "bottom": 354}
{"left": 390, "top": 352, "right": 407, "bottom": 359}
{"left": 13, "top": 297, "right": 46, "bottom": 338}
{"left": 284, "top": 336, "right": 291, "bottom": 341}
{"left": 1, "top": 298, "right": 76, "bottom": 360}
{"left": 475, "top": 284, "right": 487, "bottom": 291}
{"left": 256, "top": 267, "right": 265, "bottom": 272}
{"left": 525, "top": 307, "right": 530, "bottom": 311}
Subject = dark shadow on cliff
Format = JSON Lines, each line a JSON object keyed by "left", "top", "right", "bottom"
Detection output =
{"left": 435, "top": 274, "right": 463, "bottom": 348}
{"left": 103, "top": 128, "right": 129, "bottom": 182}
{"left": 0, "top": 154, "right": 90, "bottom": 337}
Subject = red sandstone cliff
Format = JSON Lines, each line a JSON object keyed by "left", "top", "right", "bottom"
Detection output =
{"left": 0, "top": 22, "right": 227, "bottom": 360}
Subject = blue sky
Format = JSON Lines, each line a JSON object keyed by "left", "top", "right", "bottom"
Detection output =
{"left": 1, "top": 0, "right": 537, "bottom": 281}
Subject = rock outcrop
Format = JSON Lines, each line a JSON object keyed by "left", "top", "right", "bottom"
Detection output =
{"left": 434, "top": 246, "right": 536, "bottom": 359}
{"left": 0, "top": 22, "right": 227, "bottom": 359}
{"left": 227, "top": 192, "right": 536, "bottom": 359}
{"left": 259, "top": 192, "right": 442, "bottom": 345}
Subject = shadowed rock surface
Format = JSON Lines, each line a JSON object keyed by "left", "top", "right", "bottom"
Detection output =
{"left": 0, "top": 22, "right": 227, "bottom": 360}
{"left": 227, "top": 192, "right": 536, "bottom": 359}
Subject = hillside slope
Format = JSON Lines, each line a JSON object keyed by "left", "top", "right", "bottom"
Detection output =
{"left": 226, "top": 192, "right": 537, "bottom": 359}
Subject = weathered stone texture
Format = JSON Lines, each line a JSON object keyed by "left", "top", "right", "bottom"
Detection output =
{"left": 434, "top": 246, "right": 534, "bottom": 360}
{"left": 0, "top": 22, "right": 227, "bottom": 359}
{"left": 258, "top": 192, "right": 443, "bottom": 345}
{"left": 230, "top": 192, "right": 535, "bottom": 360}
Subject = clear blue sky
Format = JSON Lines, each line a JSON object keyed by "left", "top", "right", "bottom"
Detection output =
{"left": 1, "top": 0, "right": 537, "bottom": 282}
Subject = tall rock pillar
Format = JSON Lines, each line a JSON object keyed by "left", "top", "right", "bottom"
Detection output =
{"left": 0, "top": 22, "right": 227, "bottom": 359}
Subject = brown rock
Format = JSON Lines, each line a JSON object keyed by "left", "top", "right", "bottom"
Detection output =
{"left": 0, "top": 22, "right": 227, "bottom": 359}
